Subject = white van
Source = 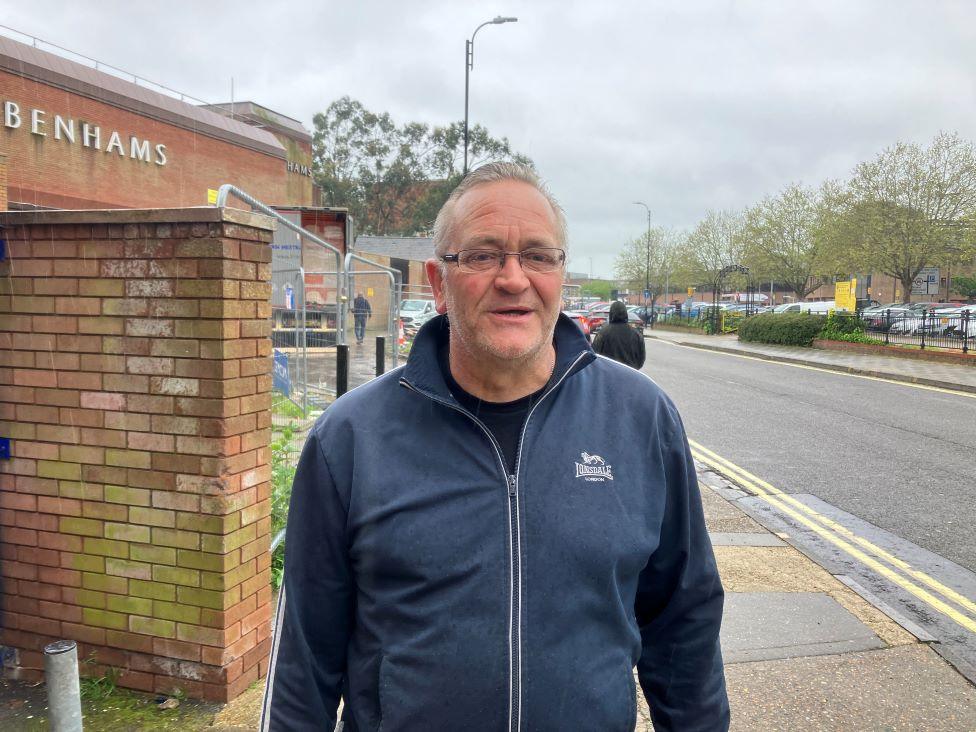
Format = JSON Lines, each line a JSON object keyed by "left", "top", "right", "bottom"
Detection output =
{"left": 773, "top": 300, "right": 840, "bottom": 315}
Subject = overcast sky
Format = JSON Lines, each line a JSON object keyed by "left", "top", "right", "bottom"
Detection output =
{"left": 5, "top": 1, "right": 976, "bottom": 277}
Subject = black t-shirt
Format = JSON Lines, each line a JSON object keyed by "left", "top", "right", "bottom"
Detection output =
{"left": 437, "top": 345, "right": 548, "bottom": 476}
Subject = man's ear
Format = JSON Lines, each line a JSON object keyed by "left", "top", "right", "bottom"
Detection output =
{"left": 425, "top": 259, "right": 449, "bottom": 314}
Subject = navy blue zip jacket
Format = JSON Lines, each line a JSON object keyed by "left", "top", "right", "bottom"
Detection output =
{"left": 262, "top": 315, "right": 728, "bottom": 731}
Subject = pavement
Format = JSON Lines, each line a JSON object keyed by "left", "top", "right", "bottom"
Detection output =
{"left": 645, "top": 326, "right": 976, "bottom": 393}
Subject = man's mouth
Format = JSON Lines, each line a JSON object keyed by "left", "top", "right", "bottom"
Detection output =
{"left": 489, "top": 306, "right": 533, "bottom": 319}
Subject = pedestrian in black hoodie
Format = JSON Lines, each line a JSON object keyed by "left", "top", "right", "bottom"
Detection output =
{"left": 593, "top": 301, "right": 646, "bottom": 368}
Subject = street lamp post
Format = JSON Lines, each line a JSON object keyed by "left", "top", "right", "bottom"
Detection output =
{"left": 464, "top": 16, "right": 518, "bottom": 176}
{"left": 634, "top": 201, "right": 652, "bottom": 312}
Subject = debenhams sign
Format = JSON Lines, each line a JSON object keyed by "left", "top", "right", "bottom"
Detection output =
{"left": 3, "top": 100, "right": 168, "bottom": 165}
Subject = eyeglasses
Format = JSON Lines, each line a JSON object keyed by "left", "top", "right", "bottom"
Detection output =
{"left": 441, "top": 247, "right": 566, "bottom": 274}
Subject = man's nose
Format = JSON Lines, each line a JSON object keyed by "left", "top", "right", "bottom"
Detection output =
{"left": 494, "top": 253, "right": 530, "bottom": 292}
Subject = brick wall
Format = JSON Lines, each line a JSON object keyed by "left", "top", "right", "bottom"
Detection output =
{"left": 0, "top": 207, "right": 274, "bottom": 701}
{"left": 0, "top": 152, "right": 7, "bottom": 211}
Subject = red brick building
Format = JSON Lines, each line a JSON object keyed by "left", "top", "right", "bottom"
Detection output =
{"left": 0, "top": 34, "right": 317, "bottom": 211}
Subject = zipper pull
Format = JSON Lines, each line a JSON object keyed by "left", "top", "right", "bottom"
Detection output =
{"left": 508, "top": 475, "right": 517, "bottom": 496}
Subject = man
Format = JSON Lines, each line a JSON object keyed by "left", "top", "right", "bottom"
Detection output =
{"left": 352, "top": 291, "right": 371, "bottom": 344}
{"left": 593, "top": 300, "right": 646, "bottom": 369}
{"left": 263, "top": 163, "right": 728, "bottom": 731}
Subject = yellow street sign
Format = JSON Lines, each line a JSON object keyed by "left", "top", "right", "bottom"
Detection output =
{"left": 207, "top": 188, "right": 218, "bottom": 205}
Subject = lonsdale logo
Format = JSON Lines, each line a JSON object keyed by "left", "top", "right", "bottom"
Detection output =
{"left": 574, "top": 452, "right": 613, "bottom": 482}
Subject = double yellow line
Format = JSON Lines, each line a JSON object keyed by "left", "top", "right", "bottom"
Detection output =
{"left": 690, "top": 438, "right": 976, "bottom": 635}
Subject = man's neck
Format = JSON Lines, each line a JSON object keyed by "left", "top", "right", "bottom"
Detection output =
{"left": 447, "top": 337, "right": 556, "bottom": 403}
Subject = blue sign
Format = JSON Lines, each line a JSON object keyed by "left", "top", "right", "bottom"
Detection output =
{"left": 273, "top": 350, "right": 291, "bottom": 397}
{"left": 643, "top": 289, "right": 651, "bottom": 299}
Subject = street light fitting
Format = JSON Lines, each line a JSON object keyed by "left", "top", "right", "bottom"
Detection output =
{"left": 464, "top": 15, "right": 519, "bottom": 175}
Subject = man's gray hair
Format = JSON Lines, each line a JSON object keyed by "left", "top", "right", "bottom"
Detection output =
{"left": 432, "top": 162, "right": 568, "bottom": 257}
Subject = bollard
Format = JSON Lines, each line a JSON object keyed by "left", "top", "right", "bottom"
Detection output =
{"left": 44, "top": 640, "right": 83, "bottom": 732}
{"left": 336, "top": 344, "right": 349, "bottom": 397}
{"left": 375, "top": 336, "right": 386, "bottom": 377}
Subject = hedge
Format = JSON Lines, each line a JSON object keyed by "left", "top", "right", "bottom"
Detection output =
{"left": 737, "top": 312, "right": 825, "bottom": 346}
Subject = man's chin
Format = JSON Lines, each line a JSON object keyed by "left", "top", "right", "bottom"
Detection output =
{"left": 475, "top": 335, "right": 546, "bottom": 363}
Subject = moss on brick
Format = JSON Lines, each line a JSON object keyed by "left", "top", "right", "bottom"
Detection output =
{"left": 105, "top": 484, "right": 152, "bottom": 507}
{"left": 129, "top": 579, "right": 176, "bottom": 602}
{"left": 130, "top": 544, "right": 176, "bottom": 565}
{"left": 83, "top": 537, "right": 130, "bottom": 559}
{"left": 60, "top": 516, "right": 104, "bottom": 537}
{"left": 152, "top": 565, "right": 201, "bottom": 587}
{"left": 83, "top": 607, "right": 128, "bottom": 630}
{"left": 82, "top": 571, "right": 128, "bottom": 594}
{"left": 104, "top": 523, "right": 152, "bottom": 544}
{"left": 129, "top": 615, "right": 176, "bottom": 638}
{"left": 106, "top": 594, "right": 153, "bottom": 616}
{"left": 153, "top": 600, "right": 202, "bottom": 625}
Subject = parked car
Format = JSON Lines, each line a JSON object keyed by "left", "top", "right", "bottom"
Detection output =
{"left": 773, "top": 300, "right": 847, "bottom": 315}
{"left": 402, "top": 307, "right": 439, "bottom": 337}
{"left": 890, "top": 305, "right": 961, "bottom": 336}
{"left": 862, "top": 305, "right": 914, "bottom": 332}
{"left": 562, "top": 310, "right": 591, "bottom": 340}
{"left": 399, "top": 299, "right": 437, "bottom": 328}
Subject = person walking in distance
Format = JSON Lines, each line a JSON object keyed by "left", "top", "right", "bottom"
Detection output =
{"left": 352, "top": 292, "right": 371, "bottom": 344}
{"left": 262, "top": 162, "right": 728, "bottom": 731}
{"left": 593, "top": 300, "right": 646, "bottom": 369}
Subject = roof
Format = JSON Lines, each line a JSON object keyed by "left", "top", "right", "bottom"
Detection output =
{"left": 354, "top": 235, "right": 434, "bottom": 263}
{"left": 202, "top": 101, "right": 312, "bottom": 143}
{"left": 0, "top": 35, "right": 285, "bottom": 159}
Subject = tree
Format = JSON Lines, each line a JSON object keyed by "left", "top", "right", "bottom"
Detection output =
{"left": 614, "top": 227, "right": 684, "bottom": 304}
{"left": 836, "top": 132, "right": 976, "bottom": 300}
{"left": 679, "top": 210, "right": 747, "bottom": 295}
{"left": 312, "top": 97, "right": 532, "bottom": 236}
{"left": 742, "top": 182, "right": 838, "bottom": 300}
{"left": 953, "top": 275, "right": 976, "bottom": 300}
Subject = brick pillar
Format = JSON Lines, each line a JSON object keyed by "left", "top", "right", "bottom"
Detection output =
{"left": 0, "top": 207, "right": 274, "bottom": 701}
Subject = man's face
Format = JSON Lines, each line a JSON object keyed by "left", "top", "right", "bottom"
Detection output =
{"left": 426, "top": 180, "right": 565, "bottom": 364}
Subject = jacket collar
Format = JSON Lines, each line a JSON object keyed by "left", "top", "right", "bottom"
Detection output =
{"left": 401, "top": 313, "right": 595, "bottom": 403}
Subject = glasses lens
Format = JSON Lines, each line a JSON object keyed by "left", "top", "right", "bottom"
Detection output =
{"left": 457, "top": 250, "right": 501, "bottom": 272}
{"left": 521, "top": 248, "right": 564, "bottom": 272}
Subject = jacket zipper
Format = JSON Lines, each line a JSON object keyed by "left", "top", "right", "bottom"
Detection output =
{"left": 400, "top": 351, "right": 588, "bottom": 732}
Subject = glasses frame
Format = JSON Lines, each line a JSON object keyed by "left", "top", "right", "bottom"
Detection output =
{"left": 440, "top": 247, "right": 566, "bottom": 274}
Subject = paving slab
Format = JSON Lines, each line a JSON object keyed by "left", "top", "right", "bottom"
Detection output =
{"left": 710, "top": 532, "right": 785, "bottom": 547}
{"left": 725, "top": 644, "right": 976, "bottom": 731}
{"left": 722, "top": 592, "right": 885, "bottom": 662}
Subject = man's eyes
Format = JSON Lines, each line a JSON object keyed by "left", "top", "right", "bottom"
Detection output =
{"left": 466, "top": 251, "right": 499, "bottom": 263}
{"left": 523, "top": 250, "right": 556, "bottom": 264}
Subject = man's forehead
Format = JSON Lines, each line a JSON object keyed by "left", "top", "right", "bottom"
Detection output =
{"left": 452, "top": 181, "right": 558, "bottom": 240}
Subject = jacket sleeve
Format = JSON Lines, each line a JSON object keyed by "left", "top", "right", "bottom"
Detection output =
{"left": 261, "top": 429, "right": 354, "bottom": 731}
{"left": 635, "top": 403, "right": 729, "bottom": 731}
{"left": 635, "top": 331, "right": 646, "bottom": 369}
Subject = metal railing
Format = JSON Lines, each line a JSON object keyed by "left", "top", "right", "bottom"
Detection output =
{"left": 862, "top": 309, "right": 972, "bottom": 353}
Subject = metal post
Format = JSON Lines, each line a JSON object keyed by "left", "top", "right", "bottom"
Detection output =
{"left": 336, "top": 344, "right": 349, "bottom": 398}
{"left": 920, "top": 310, "right": 927, "bottom": 350}
{"left": 963, "top": 310, "right": 970, "bottom": 354}
{"left": 884, "top": 309, "right": 890, "bottom": 345}
{"left": 375, "top": 336, "right": 386, "bottom": 376}
{"left": 44, "top": 640, "right": 83, "bottom": 732}
{"left": 464, "top": 39, "right": 471, "bottom": 175}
